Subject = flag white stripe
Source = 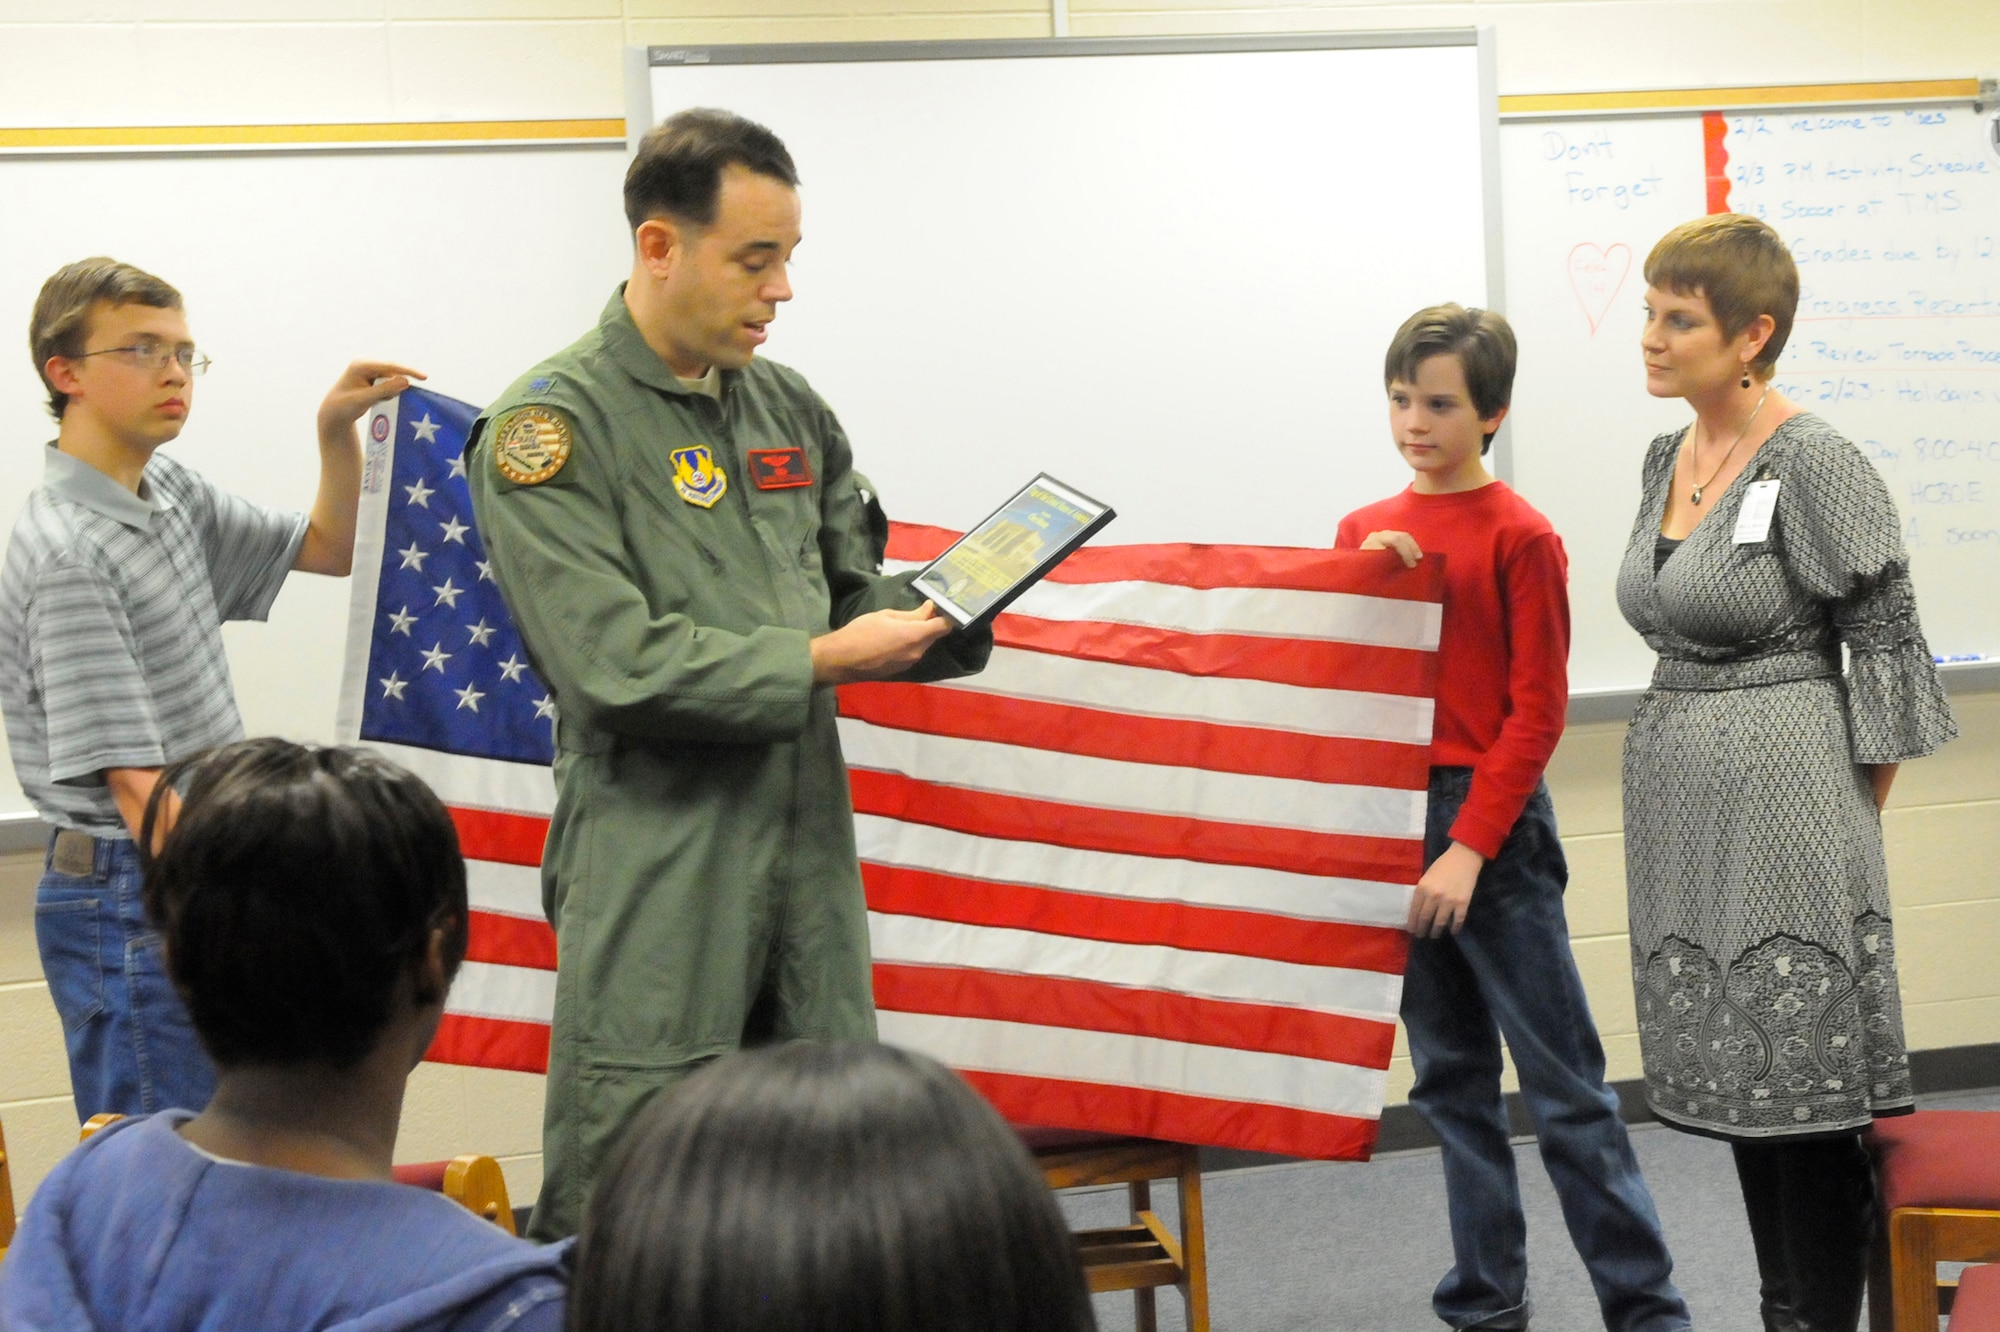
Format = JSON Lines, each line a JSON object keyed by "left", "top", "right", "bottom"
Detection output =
{"left": 878, "top": 1010, "right": 1389, "bottom": 1121}
{"left": 445, "top": 959, "right": 556, "bottom": 1023}
{"left": 867, "top": 913, "right": 1402, "bottom": 1021}
{"left": 467, "top": 860, "right": 545, "bottom": 920}
{"left": 362, "top": 740, "right": 557, "bottom": 816}
{"left": 855, "top": 815, "right": 1412, "bottom": 928}
{"left": 839, "top": 718, "right": 1426, "bottom": 839}
{"left": 923, "top": 648, "right": 1435, "bottom": 745}
{"left": 884, "top": 559, "right": 1442, "bottom": 650}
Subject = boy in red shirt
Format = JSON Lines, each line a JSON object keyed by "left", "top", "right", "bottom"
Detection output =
{"left": 1338, "top": 306, "right": 1689, "bottom": 1332}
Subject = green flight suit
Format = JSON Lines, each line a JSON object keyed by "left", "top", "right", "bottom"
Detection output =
{"left": 465, "top": 287, "right": 987, "bottom": 1239}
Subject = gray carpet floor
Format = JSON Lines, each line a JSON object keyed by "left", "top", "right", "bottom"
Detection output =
{"left": 1059, "top": 1088, "right": 2000, "bottom": 1332}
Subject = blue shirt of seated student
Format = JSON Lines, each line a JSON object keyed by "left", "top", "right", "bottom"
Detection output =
{"left": 0, "top": 1112, "right": 570, "bottom": 1332}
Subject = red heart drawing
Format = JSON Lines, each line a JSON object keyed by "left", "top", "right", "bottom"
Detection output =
{"left": 1567, "top": 241, "right": 1633, "bottom": 336}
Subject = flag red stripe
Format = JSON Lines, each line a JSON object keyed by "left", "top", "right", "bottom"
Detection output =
{"left": 426, "top": 1012, "right": 551, "bottom": 1074}
{"left": 873, "top": 963, "right": 1396, "bottom": 1067}
{"left": 465, "top": 908, "right": 558, "bottom": 970}
{"left": 962, "top": 1069, "right": 1380, "bottom": 1160}
{"left": 887, "top": 522, "right": 1446, "bottom": 603}
{"left": 863, "top": 865, "right": 1408, "bottom": 975}
{"left": 838, "top": 682, "right": 1430, "bottom": 788}
{"left": 849, "top": 769, "right": 1422, "bottom": 882}
{"left": 449, "top": 807, "right": 550, "bottom": 866}
{"left": 991, "top": 619, "right": 1440, "bottom": 697}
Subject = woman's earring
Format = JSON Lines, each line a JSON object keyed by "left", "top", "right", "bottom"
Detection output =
{"left": 1741, "top": 366, "right": 1752, "bottom": 389}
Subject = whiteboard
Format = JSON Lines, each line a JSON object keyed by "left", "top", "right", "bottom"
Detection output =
{"left": 1501, "top": 102, "right": 2000, "bottom": 695}
{"left": 638, "top": 34, "right": 1500, "bottom": 547}
{"left": 0, "top": 145, "right": 633, "bottom": 818}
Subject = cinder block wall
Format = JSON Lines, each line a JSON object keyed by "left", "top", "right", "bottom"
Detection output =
{"left": 3, "top": 0, "right": 1997, "bottom": 1210}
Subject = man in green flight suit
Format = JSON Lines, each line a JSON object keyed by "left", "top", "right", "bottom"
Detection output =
{"left": 465, "top": 109, "right": 990, "bottom": 1239}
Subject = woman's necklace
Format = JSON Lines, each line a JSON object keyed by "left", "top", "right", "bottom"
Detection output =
{"left": 1688, "top": 384, "right": 1772, "bottom": 505}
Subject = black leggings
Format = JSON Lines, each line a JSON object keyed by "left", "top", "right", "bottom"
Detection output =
{"left": 1731, "top": 1134, "right": 1877, "bottom": 1332}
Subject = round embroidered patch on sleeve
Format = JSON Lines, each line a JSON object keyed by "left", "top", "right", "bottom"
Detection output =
{"left": 492, "top": 406, "right": 573, "bottom": 485}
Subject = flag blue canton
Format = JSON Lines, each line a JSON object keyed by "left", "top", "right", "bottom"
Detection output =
{"left": 358, "top": 387, "right": 555, "bottom": 765}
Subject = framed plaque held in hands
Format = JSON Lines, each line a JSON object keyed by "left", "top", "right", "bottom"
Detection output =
{"left": 911, "top": 474, "right": 1116, "bottom": 629}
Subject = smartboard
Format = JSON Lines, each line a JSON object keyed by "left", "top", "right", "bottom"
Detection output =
{"left": 635, "top": 33, "right": 1501, "bottom": 548}
{"left": 0, "top": 144, "right": 632, "bottom": 819}
{"left": 1500, "top": 101, "right": 2000, "bottom": 695}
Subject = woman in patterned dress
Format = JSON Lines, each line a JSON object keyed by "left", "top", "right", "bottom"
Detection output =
{"left": 1616, "top": 213, "right": 1957, "bottom": 1332}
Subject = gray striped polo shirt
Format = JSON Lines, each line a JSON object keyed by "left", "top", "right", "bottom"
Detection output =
{"left": 0, "top": 446, "right": 306, "bottom": 835}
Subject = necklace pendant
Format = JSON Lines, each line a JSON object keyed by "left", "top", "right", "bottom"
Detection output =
{"left": 1690, "top": 486, "right": 1703, "bottom": 505}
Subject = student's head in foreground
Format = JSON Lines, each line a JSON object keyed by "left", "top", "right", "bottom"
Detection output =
{"left": 141, "top": 737, "right": 469, "bottom": 1077}
{"left": 567, "top": 1041, "right": 1099, "bottom": 1332}
{"left": 31, "top": 257, "right": 206, "bottom": 449}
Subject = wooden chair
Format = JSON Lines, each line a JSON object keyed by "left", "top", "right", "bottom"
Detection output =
{"left": 78, "top": 1113, "right": 513, "bottom": 1235}
{"left": 1867, "top": 1111, "right": 2000, "bottom": 1332}
{"left": 1, "top": 1115, "right": 17, "bottom": 1263}
{"left": 1021, "top": 1128, "right": 1209, "bottom": 1332}
{"left": 392, "top": 1155, "right": 517, "bottom": 1234}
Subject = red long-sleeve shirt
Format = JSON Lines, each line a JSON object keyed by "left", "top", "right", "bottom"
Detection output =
{"left": 1336, "top": 481, "right": 1570, "bottom": 860}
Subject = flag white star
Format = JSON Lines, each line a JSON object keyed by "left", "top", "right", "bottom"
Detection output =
{"left": 385, "top": 605, "right": 417, "bottom": 635}
{"left": 465, "top": 618, "right": 497, "bottom": 648}
{"left": 475, "top": 559, "right": 495, "bottom": 582}
{"left": 438, "top": 515, "right": 469, "bottom": 545}
{"left": 404, "top": 477, "right": 435, "bottom": 508}
{"left": 497, "top": 653, "right": 528, "bottom": 683}
{"left": 420, "top": 642, "right": 452, "bottom": 673}
{"left": 533, "top": 695, "right": 558, "bottom": 721}
{"left": 454, "top": 682, "right": 485, "bottom": 712}
{"left": 432, "top": 578, "right": 463, "bottom": 609}
{"left": 410, "top": 412, "right": 441, "bottom": 444}
{"left": 378, "top": 672, "right": 407, "bottom": 700}
{"left": 448, "top": 455, "right": 467, "bottom": 479}
{"left": 397, "top": 542, "right": 428, "bottom": 572}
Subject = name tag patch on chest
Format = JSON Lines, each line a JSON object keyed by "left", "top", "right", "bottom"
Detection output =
{"left": 748, "top": 448, "right": 813, "bottom": 491}
{"left": 671, "top": 445, "right": 728, "bottom": 508}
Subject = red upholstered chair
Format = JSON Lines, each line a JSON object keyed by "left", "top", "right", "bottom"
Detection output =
{"left": 1019, "top": 1128, "right": 1209, "bottom": 1332}
{"left": 1868, "top": 1111, "right": 2000, "bottom": 1332}
{"left": 392, "top": 1156, "right": 518, "bottom": 1235}
{"left": 1950, "top": 1264, "right": 2000, "bottom": 1332}
{"left": 1, "top": 1115, "right": 17, "bottom": 1262}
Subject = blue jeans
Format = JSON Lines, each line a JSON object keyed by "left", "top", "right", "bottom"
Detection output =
{"left": 34, "top": 832, "right": 216, "bottom": 1119}
{"left": 1401, "top": 769, "right": 1688, "bottom": 1332}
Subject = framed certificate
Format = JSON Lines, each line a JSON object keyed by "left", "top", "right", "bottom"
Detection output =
{"left": 911, "top": 474, "right": 1116, "bottom": 629}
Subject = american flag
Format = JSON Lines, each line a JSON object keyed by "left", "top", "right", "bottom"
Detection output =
{"left": 338, "top": 387, "right": 1444, "bottom": 1160}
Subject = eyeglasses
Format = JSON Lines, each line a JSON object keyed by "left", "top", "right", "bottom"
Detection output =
{"left": 72, "top": 340, "right": 211, "bottom": 376}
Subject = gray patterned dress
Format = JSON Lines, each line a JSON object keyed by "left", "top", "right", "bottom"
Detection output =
{"left": 1616, "top": 413, "right": 1957, "bottom": 1139}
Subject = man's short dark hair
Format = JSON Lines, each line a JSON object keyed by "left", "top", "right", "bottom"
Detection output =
{"left": 623, "top": 108, "right": 800, "bottom": 233}
{"left": 140, "top": 738, "right": 469, "bottom": 1070}
{"left": 1383, "top": 304, "right": 1518, "bottom": 453}
{"left": 29, "top": 257, "right": 182, "bottom": 421}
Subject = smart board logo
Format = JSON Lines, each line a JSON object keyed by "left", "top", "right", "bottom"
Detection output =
{"left": 650, "top": 48, "right": 710, "bottom": 65}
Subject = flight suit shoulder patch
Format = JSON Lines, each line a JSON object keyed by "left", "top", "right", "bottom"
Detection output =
{"left": 491, "top": 405, "right": 574, "bottom": 486}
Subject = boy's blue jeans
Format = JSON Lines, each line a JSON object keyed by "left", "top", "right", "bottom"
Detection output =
{"left": 34, "top": 831, "right": 216, "bottom": 1119}
{"left": 1401, "top": 768, "right": 1688, "bottom": 1332}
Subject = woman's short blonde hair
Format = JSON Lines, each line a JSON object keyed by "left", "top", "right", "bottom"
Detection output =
{"left": 1643, "top": 213, "right": 1799, "bottom": 379}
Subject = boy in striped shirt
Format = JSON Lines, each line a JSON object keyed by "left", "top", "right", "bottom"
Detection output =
{"left": 1, "top": 257, "right": 417, "bottom": 1119}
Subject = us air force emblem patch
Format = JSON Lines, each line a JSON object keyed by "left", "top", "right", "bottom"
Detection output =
{"left": 671, "top": 444, "right": 728, "bottom": 508}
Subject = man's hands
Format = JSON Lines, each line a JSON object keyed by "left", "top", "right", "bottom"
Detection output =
{"left": 811, "top": 603, "right": 954, "bottom": 686}
{"left": 1408, "top": 840, "right": 1485, "bottom": 938}
{"left": 298, "top": 361, "right": 426, "bottom": 577}
{"left": 105, "top": 766, "right": 178, "bottom": 851}
{"left": 1360, "top": 530, "right": 1424, "bottom": 568}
